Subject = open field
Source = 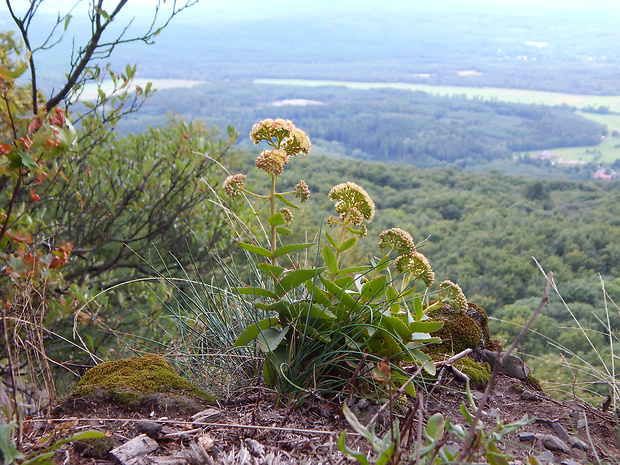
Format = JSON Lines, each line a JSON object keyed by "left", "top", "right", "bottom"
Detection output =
{"left": 256, "top": 78, "right": 620, "bottom": 163}
{"left": 530, "top": 138, "right": 620, "bottom": 164}
{"left": 255, "top": 79, "right": 620, "bottom": 112}
{"left": 577, "top": 111, "right": 620, "bottom": 134}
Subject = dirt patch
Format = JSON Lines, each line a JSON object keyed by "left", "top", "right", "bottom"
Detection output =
{"left": 18, "top": 374, "right": 620, "bottom": 464}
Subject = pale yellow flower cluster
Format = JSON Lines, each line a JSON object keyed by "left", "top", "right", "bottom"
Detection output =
{"left": 394, "top": 251, "right": 435, "bottom": 286}
{"left": 439, "top": 280, "right": 468, "bottom": 313}
{"left": 328, "top": 182, "right": 375, "bottom": 223}
{"left": 250, "top": 119, "right": 311, "bottom": 175}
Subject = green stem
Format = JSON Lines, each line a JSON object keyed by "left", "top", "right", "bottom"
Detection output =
{"left": 270, "top": 174, "right": 278, "bottom": 266}
{"left": 334, "top": 211, "right": 351, "bottom": 265}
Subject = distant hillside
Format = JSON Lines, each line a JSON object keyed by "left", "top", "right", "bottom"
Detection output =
{"left": 114, "top": 82, "right": 606, "bottom": 170}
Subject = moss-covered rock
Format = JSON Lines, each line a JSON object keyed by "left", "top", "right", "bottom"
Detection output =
{"left": 426, "top": 302, "right": 503, "bottom": 355}
{"left": 453, "top": 357, "right": 491, "bottom": 389}
{"left": 66, "top": 355, "right": 214, "bottom": 413}
{"left": 427, "top": 304, "right": 482, "bottom": 354}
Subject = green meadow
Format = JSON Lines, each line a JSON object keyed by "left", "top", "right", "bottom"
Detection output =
{"left": 254, "top": 79, "right": 620, "bottom": 112}
{"left": 255, "top": 79, "right": 620, "bottom": 162}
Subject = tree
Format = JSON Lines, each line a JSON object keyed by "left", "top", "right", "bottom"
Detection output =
{"left": 4, "top": 0, "right": 196, "bottom": 114}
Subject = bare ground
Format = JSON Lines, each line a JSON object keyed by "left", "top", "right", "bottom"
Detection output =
{"left": 17, "top": 374, "right": 620, "bottom": 464}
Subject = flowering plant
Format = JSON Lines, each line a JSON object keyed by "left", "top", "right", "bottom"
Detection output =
{"left": 227, "top": 119, "right": 468, "bottom": 398}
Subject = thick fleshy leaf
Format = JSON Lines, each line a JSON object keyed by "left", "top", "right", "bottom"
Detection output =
{"left": 338, "top": 237, "right": 357, "bottom": 252}
{"left": 374, "top": 255, "right": 391, "bottom": 273}
{"left": 425, "top": 413, "right": 445, "bottom": 441}
{"left": 238, "top": 241, "right": 272, "bottom": 258}
{"left": 392, "top": 371, "right": 416, "bottom": 397}
{"left": 234, "top": 286, "right": 278, "bottom": 300}
{"left": 322, "top": 245, "right": 339, "bottom": 275}
{"left": 275, "top": 193, "right": 299, "bottom": 209}
{"left": 325, "top": 232, "right": 338, "bottom": 249}
{"left": 336, "top": 265, "right": 371, "bottom": 277}
{"left": 257, "top": 326, "right": 290, "bottom": 353}
{"left": 320, "top": 275, "right": 357, "bottom": 310}
{"left": 338, "top": 431, "right": 370, "bottom": 465}
{"left": 360, "top": 276, "right": 387, "bottom": 302}
{"left": 273, "top": 242, "right": 314, "bottom": 258}
{"left": 305, "top": 280, "right": 332, "bottom": 306}
{"left": 381, "top": 315, "right": 413, "bottom": 341}
{"left": 233, "top": 318, "right": 280, "bottom": 347}
{"left": 276, "top": 226, "right": 293, "bottom": 235}
{"left": 257, "top": 262, "right": 285, "bottom": 279}
{"left": 275, "top": 267, "right": 325, "bottom": 297}
{"left": 409, "top": 320, "right": 444, "bottom": 333}
{"left": 268, "top": 212, "right": 286, "bottom": 226}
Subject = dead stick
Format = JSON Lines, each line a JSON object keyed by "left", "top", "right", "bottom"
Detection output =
{"left": 457, "top": 271, "right": 552, "bottom": 463}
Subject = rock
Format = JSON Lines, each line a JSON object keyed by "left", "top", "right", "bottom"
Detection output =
{"left": 539, "top": 434, "right": 572, "bottom": 454}
{"left": 550, "top": 421, "right": 571, "bottom": 442}
{"left": 244, "top": 438, "right": 266, "bottom": 457}
{"left": 539, "top": 450, "right": 555, "bottom": 463}
{"left": 520, "top": 390, "right": 539, "bottom": 401}
{"left": 135, "top": 420, "right": 163, "bottom": 438}
{"left": 110, "top": 434, "right": 158, "bottom": 465}
{"left": 561, "top": 460, "right": 582, "bottom": 465}
{"left": 519, "top": 432, "right": 536, "bottom": 442}
{"left": 191, "top": 408, "right": 224, "bottom": 424}
{"left": 569, "top": 437, "right": 588, "bottom": 451}
{"left": 482, "top": 349, "right": 530, "bottom": 380}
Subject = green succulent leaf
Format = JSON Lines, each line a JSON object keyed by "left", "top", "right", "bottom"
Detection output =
{"left": 238, "top": 241, "right": 273, "bottom": 258}
{"left": 322, "top": 245, "right": 339, "bottom": 275}
{"left": 360, "top": 276, "right": 387, "bottom": 302}
{"left": 425, "top": 412, "right": 445, "bottom": 441}
{"left": 276, "top": 226, "right": 293, "bottom": 235}
{"left": 275, "top": 268, "right": 325, "bottom": 297}
{"left": 268, "top": 212, "right": 286, "bottom": 227}
{"left": 257, "top": 326, "right": 290, "bottom": 353}
{"left": 392, "top": 371, "right": 416, "bottom": 397}
{"left": 409, "top": 320, "right": 444, "bottom": 333}
{"left": 233, "top": 317, "right": 280, "bottom": 347}
{"left": 273, "top": 242, "right": 314, "bottom": 258}
{"left": 335, "top": 265, "right": 371, "bottom": 277}
{"left": 257, "top": 262, "right": 286, "bottom": 279}
{"left": 338, "top": 237, "right": 357, "bottom": 252}
{"left": 320, "top": 275, "right": 357, "bottom": 310}
{"left": 338, "top": 430, "right": 370, "bottom": 465}
{"left": 275, "top": 193, "right": 299, "bottom": 209}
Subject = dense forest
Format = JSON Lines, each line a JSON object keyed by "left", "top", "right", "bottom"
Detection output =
{"left": 114, "top": 83, "right": 608, "bottom": 171}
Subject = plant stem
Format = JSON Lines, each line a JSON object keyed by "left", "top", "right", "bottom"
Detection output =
{"left": 270, "top": 174, "right": 277, "bottom": 266}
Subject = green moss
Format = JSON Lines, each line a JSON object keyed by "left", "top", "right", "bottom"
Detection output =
{"left": 454, "top": 358, "right": 491, "bottom": 389}
{"left": 427, "top": 307, "right": 482, "bottom": 354}
{"left": 76, "top": 355, "right": 212, "bottom": 402}
{"left": 527, "top": 373, "right": 543, "bottom": 392}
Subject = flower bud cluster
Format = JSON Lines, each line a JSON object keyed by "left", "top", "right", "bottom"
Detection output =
{"left": 394, "top": 251, "right": 435, "bottom": 286}
{"left": 280, "top": 208, "right": 294, "bottom": 225}
{"left": 328, "top": 182, "right": 375, "bottom": 223}
{"left": 222, "top": 173, "right": 246, "bottom": 199}
{"left": 378, "top": 228, "right": 416, "bottom": 254}
{"left": 439, "top": 280, "right": 468, "bottom": 313}
{"left": 256, "top": 149, "right": 288, "bottom": 175}
{"left": 295, "top": 180, "right": 310, "bottom": 203}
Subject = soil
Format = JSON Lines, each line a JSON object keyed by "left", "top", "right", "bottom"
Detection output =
{"left": 17, "top": 374, "right": 620, "bottom": 464}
